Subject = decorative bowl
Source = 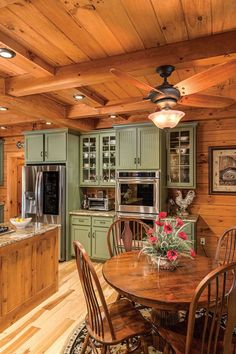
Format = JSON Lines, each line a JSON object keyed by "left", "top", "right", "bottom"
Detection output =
{"left": 10, "top": 217, "right": 32, "bottom": 229}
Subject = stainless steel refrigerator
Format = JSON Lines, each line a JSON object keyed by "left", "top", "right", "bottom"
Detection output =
{"left": 22, "top": 165, "right": 66, "bottom": 260}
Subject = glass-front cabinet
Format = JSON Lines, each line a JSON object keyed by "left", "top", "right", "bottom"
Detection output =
{"left": 80, "top": 131, "right": 116, "bottom": 186}
{"left": 167, "top": 123, "right": 197, "bottom": 188}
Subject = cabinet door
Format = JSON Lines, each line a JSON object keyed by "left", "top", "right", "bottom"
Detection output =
{"left": 25, "top": 134, "right": 44, "bottom": 163}
{"left": 80, "top": 135, "right": 99, "bottom": 185}
{"left": 45, "top": 132, "right": 67, "bottom": 162}
{"left": 99, "top": 132, "right": 116, "bottom": 186}
{"left": 0, "top": 139, "right": 3, "bottom": 186}
{"left": 167, "top": 125, "right": 196, "bottom": 188}
{"left": 116, "top": 128, "right": 137, "bottom": 169}
{"left": 137, "top": 126, "right": 160, "bottom": 170}
{"left": 91, "top": 226, "right": 110, "bottom": 260}
{"left": 71, "top": 225, "right": 91, "bottom": 256}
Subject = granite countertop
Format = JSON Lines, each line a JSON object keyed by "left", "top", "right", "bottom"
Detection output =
{"left": 70, "top": 209, "right": 116, "bottom": 217}
{"left": 165, "top": 214, "right": 199, "bottom": 223}
{"left": 0, "top": 223, "right": 60, "bottom": 248}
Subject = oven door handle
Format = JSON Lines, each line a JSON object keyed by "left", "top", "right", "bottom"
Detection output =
{"left": 117, "top": 178, "right": 157, "bottom": 184}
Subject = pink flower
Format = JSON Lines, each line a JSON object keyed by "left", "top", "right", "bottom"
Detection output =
{"left": 147, "top": 228, "right": 154, "bottom": 236}
{"left": 158, "top": 211, "right": 167, "bottom": 219}
{"left": 155, "top": 220, "right": 164, "bottom": 227}
{"left": 148, "top": 236, "right": 158, "bottom": 244}
{"left": 178, "top": 231, "right": 188, "bottom": 240}
{"left": 167, "top": 250, "right": 178, "bottom": 261}
{"left": 175, "top": 217, "right": 184, "bottom": 228}
{"left": 190, "top": 249, "right": 196, "bottom": 257}
{"left": 163, "top": 222, "right": 173, "bottom": 234}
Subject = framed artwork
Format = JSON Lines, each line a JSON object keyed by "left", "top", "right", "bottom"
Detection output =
{"left": 209, "top": 146, "right": 236, "bottom": 195}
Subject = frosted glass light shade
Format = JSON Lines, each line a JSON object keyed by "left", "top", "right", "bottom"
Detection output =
{"left": 148, "top": 109, "right": 185, "bottom": 129}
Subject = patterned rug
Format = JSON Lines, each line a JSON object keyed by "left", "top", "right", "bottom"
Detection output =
{"left": 63, "top": 308, "right": 161, "bottom": 353}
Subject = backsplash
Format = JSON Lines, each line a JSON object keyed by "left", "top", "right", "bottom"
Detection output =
{"left": 81, "top": 187, "right": 115, "bottom": 199}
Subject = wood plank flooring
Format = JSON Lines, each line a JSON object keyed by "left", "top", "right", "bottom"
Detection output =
{"left": 0, "top": 260, "right": 117, "bottom": 353}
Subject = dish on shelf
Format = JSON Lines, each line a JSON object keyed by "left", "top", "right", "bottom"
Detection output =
{"left": 84, "top": 142, "right": 93, "bottom": 147}
{"left": 176, "top": 148, "right": 188, "bottom": 154}
{"left": 10, "top": 217, "right": 32, "bottom": 229}
{"left": 177, "top": 136, "right": 189, "bottom": 142}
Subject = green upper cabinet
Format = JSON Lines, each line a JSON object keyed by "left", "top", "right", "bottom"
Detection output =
{"left": 167, "top": 123, "right": 197, "bottom": 188}
{"left": 24, "top": 129, "right": 70, "bottom": 164}
{"left": 44, "top": 132, "right": 67, "bottom": 162}
{"left": 80, "top": 130, "right": 116, "bottom": 186}
{"left": 0, "top": 139, "right": 4, "bottom": 186}
{"left": 25, "top": 134, "right": 44, "bottom": 163}
{"left": 116, "top": 124, "right": 163, "bottom": 170}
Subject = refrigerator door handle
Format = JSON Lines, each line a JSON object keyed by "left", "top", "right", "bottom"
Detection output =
{"left": 38, "top": 172, "right": 43, "bottom": 217}
{"left": 35, "top": 171, "right": 40, "bottom": 217}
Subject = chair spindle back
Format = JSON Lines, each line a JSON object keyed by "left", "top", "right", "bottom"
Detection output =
{"left": 215, "top": 227, "right": 236, "bottom": 264}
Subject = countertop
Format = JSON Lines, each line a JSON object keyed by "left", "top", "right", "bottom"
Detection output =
{"left": 70, "top": 209, "right": 116, "bottom": 217}
{"left": 0, "top": 223, "right": 60, "bottom": 248}
{"left": 165, "top": 214, "right": 199, "bottom": 223}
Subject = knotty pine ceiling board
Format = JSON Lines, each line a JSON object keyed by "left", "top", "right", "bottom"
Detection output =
{"left": 211, "top": 0, "right": 236, "bottom": 33}
{"left": 45, "top": 88, "right": 98, "bottom": 107}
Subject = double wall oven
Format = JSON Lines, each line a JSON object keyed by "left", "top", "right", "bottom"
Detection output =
{"left": 116, "top": 170, "right": 160, "bottom": 222}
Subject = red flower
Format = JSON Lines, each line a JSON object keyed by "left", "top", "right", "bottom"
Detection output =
{"left": 175, "top": 217, "right": 184, "bottom": 228}
{"left": 147, "top": 228, "right": 154, "bottom": 235}
{"left": 163, "top": 222, "right": 173, "bottom": 234}
{"left": 158, "top": 211, "right": 167, "bottom": 219}
{"left": 148, "top": 236, "right": 158, "bottom": 244}
{"left": 190, "top": 249, "right": 196, "bottom": 257}
{"left": 167, "top": 250, "right": 178, "bottom": 261}
{"left": 178, "top": 231, "right": 188, "bottom": 240}
{"left": 155, "top": 220, "right": 164, "bottom": 227}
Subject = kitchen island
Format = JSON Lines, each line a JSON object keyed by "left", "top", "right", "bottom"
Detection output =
{"left": 0, "top": 223, "right": 59, "bottom": 331}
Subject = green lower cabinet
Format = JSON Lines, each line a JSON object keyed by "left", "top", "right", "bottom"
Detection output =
{"left": 164, "top": 217, "right": 196, "bottom": 251}
{"left": 70, "top": 215, "right": 113, "bottom": 260}
{"left": 71, "top": 224, "right": 91, "bottom": 256}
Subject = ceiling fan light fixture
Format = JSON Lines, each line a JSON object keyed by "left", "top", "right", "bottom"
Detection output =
{"left": 0, "top": 48, "right": 16, "bottom": 59}
{"left": 148, "top": 108, "right": 185, "bottom": 129}
{"left": 73, "top": 93, "right": 85, "bottom": 100}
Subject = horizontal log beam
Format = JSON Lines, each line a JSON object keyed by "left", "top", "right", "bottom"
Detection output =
{"left": 6, "top": 30, "right": 236, "bottom": 96}
{"left": 0, "top": 31, "right": 55, "bottom": 77}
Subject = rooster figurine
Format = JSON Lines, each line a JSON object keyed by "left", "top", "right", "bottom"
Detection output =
{"left": 175, "top": 190, "right": 195, "bottom": 216}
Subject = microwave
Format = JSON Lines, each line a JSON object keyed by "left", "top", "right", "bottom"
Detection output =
{"left": 88, "top": 198, "right": 115, "bottom": 211}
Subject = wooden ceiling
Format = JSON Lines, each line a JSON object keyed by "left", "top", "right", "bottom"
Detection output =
{"left": 0, "top": 0, "right": 236, "bottom": 132}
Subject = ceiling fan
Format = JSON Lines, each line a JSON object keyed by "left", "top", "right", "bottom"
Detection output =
{"left": 110, "top": 60, "right": 236, "bottom": 128}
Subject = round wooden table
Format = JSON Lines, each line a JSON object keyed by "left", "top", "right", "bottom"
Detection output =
{"left": 103, "top": 251, "right": 217, "bottom": 311}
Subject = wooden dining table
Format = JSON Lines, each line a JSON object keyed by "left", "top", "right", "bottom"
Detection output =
{"left": 103, "top": 251, "right": 218, "bottom": 329}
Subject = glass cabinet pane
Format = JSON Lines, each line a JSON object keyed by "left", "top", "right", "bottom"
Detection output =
{"left": 81, "top": 135, "right": 98, "bottom": 184}
{"left": 100, "top": 134, "right": 116, "bottom": 184}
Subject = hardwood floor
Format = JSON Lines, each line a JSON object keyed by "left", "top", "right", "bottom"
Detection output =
{"left": 0, "top": 260, "right": 117, "bottom": 354}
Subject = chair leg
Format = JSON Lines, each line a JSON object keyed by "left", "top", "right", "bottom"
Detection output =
{"left": 141, "top": 336, "right": 149, "bottom": 354}
{"left": 81, "top": 333, "right": 89, "bottom": 354}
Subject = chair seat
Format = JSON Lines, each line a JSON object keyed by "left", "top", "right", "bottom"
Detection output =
{"left": 158, "top": 315, "right": 235, "bottom": 354}
{"left": 86, "top": 299, "right": 152, "bottom": 345}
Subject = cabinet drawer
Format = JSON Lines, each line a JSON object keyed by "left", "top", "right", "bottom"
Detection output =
{"left": 92, "top": 217, "right": 113, "bottom": 228}
{"left": 71, "top": 216, "right": 91, "bottom": 226}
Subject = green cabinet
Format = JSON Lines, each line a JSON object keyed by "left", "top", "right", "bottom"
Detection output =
{"left": 70, "top": 215, "right": 113, "bottom": 260}
{"left": 116, "top": 124, "right": 164, "bottom": 170}
{"left": 0, "top": 139, "right": 4, "bottom": 186}
{"left": 80, "top": 130, "right": 116, "bottom": 186}
{"left": 167, "top": 123, "right": 197, "bottom": 188}
{"left": 24, "top": 130, "right": 67, "bottom": 163}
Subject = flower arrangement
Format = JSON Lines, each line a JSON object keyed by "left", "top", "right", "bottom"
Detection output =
{"left": 140, "top": 211, "right": 196, "bottom": 270}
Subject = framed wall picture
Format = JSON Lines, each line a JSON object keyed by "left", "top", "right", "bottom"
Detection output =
{"left": 209, "top": 146, "right": 236, "bottom": 195}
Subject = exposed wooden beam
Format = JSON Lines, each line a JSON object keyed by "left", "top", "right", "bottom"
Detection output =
{"left": 0, "top": 0, "right": 17, "bottom": 8}
{"left": 0, "top": 31, "right": 55, "bottom": 77}
{"left": 0, "top": 112, "right": 42, "bottom": 125}
{"left": 0, "top": 94, "right": 94, "bottom": 131}
{"left": 67, "top": 101, "right": 154, "bottom": 119}
{"left": 6, "top": 30, "right": 236, "bottom": 96}
{"left": 76, "top": 87, "right": 108, "bottom": 106}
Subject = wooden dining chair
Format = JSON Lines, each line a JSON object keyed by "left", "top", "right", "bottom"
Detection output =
{"left": 215, "top": 227, "right": 236, "bottom": 264}
{"left": 157, "top": 262, "right": 236, "bottom": 354}
{"left": 107, "top": 218, "right": 150, "bottom": 258}
{"left": 73, "top": 240, "right": 151, "bottom": 353}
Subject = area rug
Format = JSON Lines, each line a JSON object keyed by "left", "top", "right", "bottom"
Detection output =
{"left": 63, "top": 307, "right": 161, "bottom": 353}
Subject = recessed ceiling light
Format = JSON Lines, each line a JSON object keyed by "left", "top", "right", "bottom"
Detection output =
{"left": 73, "top": 93, "right": 85, "bottom": 100}
{"left": 46, "top": 122, "right": 52, "bottom": 125}
{"left": 0, "top": 48, "right": 16, "bottom": 59}
{"left": 0, "top": 106, "right": 8, "bottom": 111}
{"left": 110, "top": 114, "right": 117, "bottom": 118}
{"left": 0, "top": 126, "right": 7, "bottom": 130}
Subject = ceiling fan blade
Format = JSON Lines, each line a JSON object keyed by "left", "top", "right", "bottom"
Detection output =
{"left": 110, "top": 68, "right": 163, "bottom": 95}
{"left": 179, "top": 93, "right": 235, "bottom": 108}
{"left": 175, "top": 60, "right": 236, "bottom": 96}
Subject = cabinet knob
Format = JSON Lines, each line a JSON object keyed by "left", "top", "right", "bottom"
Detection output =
{"left": 134, "top": 157, "right": 137, "bottom": 165}
{"left": 92, "top": 232, "right": 95, "bottom": 238}
{"left": 137, "top": 157, "right": 140, "bottom": 165}
{"left": 40, "top": 151, "right": 43, "bottom": 157}
{"left": 45, "top": 151, "right": 48, "bottom": 158}
{"left": 88, "top": 232, "right": 90, "bottom": 238}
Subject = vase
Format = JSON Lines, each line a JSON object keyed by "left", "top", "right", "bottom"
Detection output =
{"left": 150, "top": 255, "right": 177, "bottom": 271}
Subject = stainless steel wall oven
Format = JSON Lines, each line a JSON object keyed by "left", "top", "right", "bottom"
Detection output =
{"left": 116, "top": 170, "right": 160, "bottom": 216}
